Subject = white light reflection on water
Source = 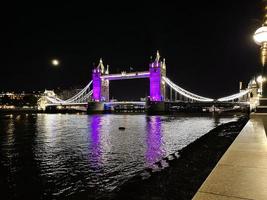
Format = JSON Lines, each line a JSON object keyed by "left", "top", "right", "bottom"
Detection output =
{"left": 0, "top": 113, "right": 239, "bottom": 199}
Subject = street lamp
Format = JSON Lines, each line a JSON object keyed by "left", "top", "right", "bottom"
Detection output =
{"left": 254, "top": 1, "right": 267, "bottom": 99}
{"left": 254, "top": 26, "right": 267, "bottom": 66}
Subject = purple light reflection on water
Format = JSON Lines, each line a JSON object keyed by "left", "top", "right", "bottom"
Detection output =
{"left": 145, "top": 116, "right": 165, "bottom": 166}
{"left": 89, "top": 115, "right": 103, "bottom": 167}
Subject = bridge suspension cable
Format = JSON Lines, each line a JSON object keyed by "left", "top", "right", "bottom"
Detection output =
{"left": 63, "top": 80, "right": 93, "bottom": 103}
{"left": 74, "top": 90, "right": 93, "bottom": 103}
{"left": 43, "top": 81, "right": 93, "bottom": 105}
{"left": 163, "top": 77, "right": 214, "bottom": 102}
{"left": 217, "top": 89, "right": 250, "bottom": 102}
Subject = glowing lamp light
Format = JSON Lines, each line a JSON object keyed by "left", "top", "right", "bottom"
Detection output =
{"left": 51, "top": 59, "right": 60, "bottom": 66}
{"left": 257, "top": 75, "right": 263, "bottom": 83}
{"left": 254, "top": 26, "right": 267, "bottom": 45}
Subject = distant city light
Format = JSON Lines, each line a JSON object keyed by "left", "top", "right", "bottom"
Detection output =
{"left": 51, "top": 59, "right": 60, "bottom": 66}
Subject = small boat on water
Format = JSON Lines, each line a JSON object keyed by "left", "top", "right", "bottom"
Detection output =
{"left": 118, "top": 127, "right": 126, "bottom": 130}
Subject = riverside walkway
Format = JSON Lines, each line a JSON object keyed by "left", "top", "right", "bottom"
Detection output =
{"left": 193, "top": 114, "right": 267, "bottom": 200}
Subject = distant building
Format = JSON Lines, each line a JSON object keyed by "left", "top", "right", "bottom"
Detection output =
{"left": 0, "top": 91, "right": 40, "bottom": 108}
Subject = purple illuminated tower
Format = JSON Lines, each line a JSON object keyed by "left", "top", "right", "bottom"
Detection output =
{"left": 92, "top": 59, "right": 109, "bottom": 102}
{"left": 149, "top": 51, "right": 166, "bottom": 101}
{"left": 92, "top": 59, "right": 104, "bottom": 101}
{"left": 92, "top": 68, "right": 101, "bottom": 101}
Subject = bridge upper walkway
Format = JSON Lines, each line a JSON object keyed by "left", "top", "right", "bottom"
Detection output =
{"left": 101, "top": 71, "right": 149, "bottom": 80}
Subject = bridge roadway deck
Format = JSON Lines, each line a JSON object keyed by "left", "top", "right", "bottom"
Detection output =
{"left": 193, "top": 114, "right": 267, "bottom": 200}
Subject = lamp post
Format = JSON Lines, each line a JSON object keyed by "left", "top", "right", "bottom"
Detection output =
{"left": 254, "top": 1, "right": 267, "bottom": 98}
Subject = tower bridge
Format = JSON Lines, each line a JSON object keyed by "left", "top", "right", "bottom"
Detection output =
{"left": 38, "top": 51, "right": 259, "bottom": 113}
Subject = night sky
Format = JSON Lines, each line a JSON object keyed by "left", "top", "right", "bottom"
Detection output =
{"left": 1, "top": 1, "right": 264, "bottom": 100}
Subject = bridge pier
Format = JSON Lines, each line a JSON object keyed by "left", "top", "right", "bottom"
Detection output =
{"left": 146, "top": 101, "right": 167, "bottom": 114}
{"left": 87, "top": 102, "right": 105, "bottom": 114}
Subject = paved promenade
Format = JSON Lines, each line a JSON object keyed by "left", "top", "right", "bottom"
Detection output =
{"left": 193, "top": 115, "right": 267, "bottom": 200}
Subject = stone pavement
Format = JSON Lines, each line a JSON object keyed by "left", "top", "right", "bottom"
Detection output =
{"left": 193, "top": 114, "right": 267, "bottom": 200}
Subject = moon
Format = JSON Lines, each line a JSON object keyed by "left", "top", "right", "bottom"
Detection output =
{"left": 51, "top": 59, "right": 60, "bottom": 66}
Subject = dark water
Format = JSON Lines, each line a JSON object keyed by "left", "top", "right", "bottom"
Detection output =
{"left": 0, "top": 113, "right": 238, "bottom": 199}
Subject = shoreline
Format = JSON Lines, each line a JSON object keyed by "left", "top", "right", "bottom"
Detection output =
{"left": 0, "top": 109, "right": 248, "bottom": 116}
{"left": 103, "top": 115, "right": 249, "bottom": 200}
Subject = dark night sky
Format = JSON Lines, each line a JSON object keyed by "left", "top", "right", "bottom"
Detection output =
{"left": 0, "top": 0, "right": 264, "bottom": 100}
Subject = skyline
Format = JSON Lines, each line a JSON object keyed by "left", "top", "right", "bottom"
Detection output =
{"left": 1, "top": 0, "right": 264, "bottom": 99}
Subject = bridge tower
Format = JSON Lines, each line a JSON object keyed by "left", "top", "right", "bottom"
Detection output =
{"left": 92, "top": 59, "right": 109, "bottom": 102}
{"left": 102, "top": 64, "right": 110, "bottom": 102}
{"left": 92, "top": 61, "right": 102, "bottom": 101}
{"left": 149, "top": 51, "right": 166, "bottom": 101}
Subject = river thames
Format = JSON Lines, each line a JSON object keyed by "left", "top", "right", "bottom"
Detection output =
{"left": 0, "top": 113, "right": 239, "bottom": 199}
